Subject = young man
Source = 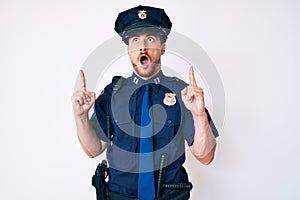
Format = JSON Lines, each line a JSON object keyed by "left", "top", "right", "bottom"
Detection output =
{"left": 72, "top": 5, "right": 218, "bottom": 200}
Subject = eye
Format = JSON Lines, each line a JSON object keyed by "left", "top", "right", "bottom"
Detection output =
{"left": 132, "top": 38, "right": 139, "bottom": 43}
{"left": 147, "top": 37, "right": 155, "bottom": 43}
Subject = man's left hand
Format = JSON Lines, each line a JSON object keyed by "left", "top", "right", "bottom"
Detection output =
{"left": 181, "top": 66, "right": 206, "bottom": 116}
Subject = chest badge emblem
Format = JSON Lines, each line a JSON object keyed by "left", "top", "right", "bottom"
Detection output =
{"left": 163, "top": 93, "right": 176, "bottom": 106}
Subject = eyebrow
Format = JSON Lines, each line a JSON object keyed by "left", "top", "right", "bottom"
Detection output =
{"left": 131, "top": 33, "right": 158, "bottom": 38}
{"left": 145, "top": 33, "right": 156, "bottom": 37}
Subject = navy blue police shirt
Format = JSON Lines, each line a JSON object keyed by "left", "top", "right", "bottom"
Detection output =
{"left": 90, "top": 71, "right": 219, "bottom": 196}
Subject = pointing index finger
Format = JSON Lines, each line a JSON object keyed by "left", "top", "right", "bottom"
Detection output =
{"left": 80, "top": 69, "right": 87, "bottom": 91}
{"left": 189, "top": 66, "right": 197, "bottom": 86}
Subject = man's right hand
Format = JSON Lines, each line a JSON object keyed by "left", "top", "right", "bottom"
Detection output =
{"left": 71, "top": 70, "right": 96, "bottom": 118}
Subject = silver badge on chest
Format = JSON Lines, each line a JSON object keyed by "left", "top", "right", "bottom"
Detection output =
{"left": 163, "top": 93, "right": 176, "bottom": 106}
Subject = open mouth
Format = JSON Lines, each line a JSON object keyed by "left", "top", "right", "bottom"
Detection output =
{"left": 140, "top": 55, "right": 149, "bottom": 66}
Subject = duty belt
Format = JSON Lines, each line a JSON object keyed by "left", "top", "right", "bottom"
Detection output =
{"left": 92, "top": 154, "right": 193, "bottom": 200}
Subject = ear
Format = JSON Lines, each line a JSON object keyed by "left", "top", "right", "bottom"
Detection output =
{"left": 161, "top": 43, "right": 166, "bottom": 55}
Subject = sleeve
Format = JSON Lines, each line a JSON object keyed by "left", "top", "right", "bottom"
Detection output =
{"left": 205, "top": 109, "right": 219, "bottom": 138}
{"left": 182, "top": 108, "right": 219, "bottom": 146}
{"left": 92, "top": 85, "right": 113, "bottom": 142}
{"left": 89, "top": 111, "right": 107, "bottom": 141}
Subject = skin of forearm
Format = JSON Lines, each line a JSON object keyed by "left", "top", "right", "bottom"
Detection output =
{"left": 190, "top": 112, "right": 217, "bottom": 164}
{"left": 75, "top": 114, "right": 103, "bottom": 158}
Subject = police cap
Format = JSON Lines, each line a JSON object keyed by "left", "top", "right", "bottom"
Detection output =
{"left": 114, "top": 5, "right": 172, "bottom": 44}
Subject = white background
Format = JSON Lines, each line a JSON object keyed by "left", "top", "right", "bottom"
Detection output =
{"left": 1, "top": 0, "right": 299, "bottom": 199}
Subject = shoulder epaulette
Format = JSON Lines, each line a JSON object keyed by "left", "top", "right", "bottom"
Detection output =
{"left": 166, "top": 76, "right": 188, "bottom": 85}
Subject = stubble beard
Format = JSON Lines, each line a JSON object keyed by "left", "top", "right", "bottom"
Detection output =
{"left": 133, "top": 59, "right": 161, "bottom": 80}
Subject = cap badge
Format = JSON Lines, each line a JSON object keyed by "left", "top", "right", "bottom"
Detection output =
{"left": 138, "top": 10, "right": 147, "bottom": 19}
{"left": 163, "top": 93, "right": 176, "bottom": 106}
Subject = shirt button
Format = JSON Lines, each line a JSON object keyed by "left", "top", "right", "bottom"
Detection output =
{"left": 167, "top": 120, "right": 172, "bottom": 124}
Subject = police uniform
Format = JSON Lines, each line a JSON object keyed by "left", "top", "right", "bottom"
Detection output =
{"left": 89, "top": 5, "right": 219, "bottom": 200}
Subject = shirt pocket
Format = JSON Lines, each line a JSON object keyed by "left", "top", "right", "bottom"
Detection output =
{"left": 107, "top": 116, "right": 139, "bottom": 172}
{"left": 153, "top": 111, "right": 181, "bottom": 150}
{"left": 113, "top": 116, "right": 138, "bottom": 153}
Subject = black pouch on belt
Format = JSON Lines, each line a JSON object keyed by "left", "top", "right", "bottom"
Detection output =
{"left": 92, "top": 160, "right": 109, "bottom": 200}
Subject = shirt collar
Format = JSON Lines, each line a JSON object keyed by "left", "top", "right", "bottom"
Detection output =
{"left": 129, "top": 71, "right": 164, "bottom": 92}
{"left": 130, "top": 71, "right": 163, "bottom": 86}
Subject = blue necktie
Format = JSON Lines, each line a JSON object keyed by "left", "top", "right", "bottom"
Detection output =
{"left": 138, "top": 84, "right": 155, "bottom": 200}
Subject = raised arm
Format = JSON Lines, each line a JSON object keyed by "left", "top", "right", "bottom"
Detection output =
{"left": 71, "top": 70, "right": 107, "bottom": 158}
{"left": 181, "top": 67, "right": 217, "bottom": 165}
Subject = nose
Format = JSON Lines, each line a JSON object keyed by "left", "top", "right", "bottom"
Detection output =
{"left": 139, "top": 48, "right": 147, "bottom": 52}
